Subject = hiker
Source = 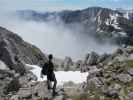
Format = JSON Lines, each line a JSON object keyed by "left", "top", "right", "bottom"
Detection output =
{"left": 41, "top": 54, "right": 57, "bottom": 96}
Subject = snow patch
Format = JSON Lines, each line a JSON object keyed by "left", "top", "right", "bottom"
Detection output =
{"left": 118, "top": 32, "right": 127, "bottom": 36}
{"left": 26, "top": 64, "right": 88, "bottom": 85}
{"left": 108, "top": 14, "right": 121, "bottom": 30}
{"left": 0, "top": 60, "right": 8, "bottom": 70}
{"left": 124, "top": 12, "right": 129, "bottom": 19}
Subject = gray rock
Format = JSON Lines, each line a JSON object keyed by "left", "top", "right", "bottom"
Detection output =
{"left": 127, "top": 68, "right": 133, "bottom": 76}
{"left": 117, "top": 74, "right": 132, "bottom": 83}
{"left": 126, "top": 46, "right": 133, "bottom": 54}
{"left": 17, "top": 88, "right": 32, "bottom": 99}
{"left": 11, "top": 95, "right": 20, "bottom": 100}
{"left": 87, "top": 77, "right": 104, "bottom": 88}
{"left": 0, "top": 96, "right": 5, "bottom": 100}
{"left": 10, "top": 81, "right": 57, "bottom": 100}
{"left": 85, "top": 52, "right": 99, "bottom": 66}
{"left": 0, "top": 70, "right": 15, "bottom": 96}
{"left": 0, "top": 60, "right": 9, "bottom": 70}
{"left": 103, "top": 84, "right": 121, "bottom": 98}
{"left": 19, "top": 72, "right": 37, "bottom": 88}
{"left": 87, "top": 66, "right": 102, "bottom": 79}
{"left": 62, "top": 57, "right": 73, "bottom": 71}
{"left": 128, "top": 92, "right": 133, "bottom": 100}
{"left": 97, "top": 53, "right": 109, "bottom": 63}
{"left": 105, "top": 89, "right": 118, "bottom": 98}
{"left": 114, "top": 48, "right": 124, "bottom": 55}
{"left": 53, "top": 95, "right": 64, "bottom": 100}
{"left": 4, "top": 78, "right": 21, "bottom": 94}
{"left": 32, "top": 81, "right": 52, "bottom": 99}
{"left": 0, "top": 27, "right": 47, "bottom": 74}
{"left": 75, "top": 60, "right": 83, "bottom": 71}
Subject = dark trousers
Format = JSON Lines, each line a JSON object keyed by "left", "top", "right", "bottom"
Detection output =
{"left": 47, "top": 72, "right": 57, "bottom": 93}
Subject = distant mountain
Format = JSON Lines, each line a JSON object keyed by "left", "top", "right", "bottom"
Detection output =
{"left": 116, "top": 8, "right": 133, "bottom": 21}
{"left": 17, "top": 7, "right": 133, "bottom": 46}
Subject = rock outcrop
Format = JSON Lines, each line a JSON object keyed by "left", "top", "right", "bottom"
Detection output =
{"left": 0, "top": 27, "right": 47, "bottom": 74}
{"left": 78, "top": 47, "right": 133, "bottom": 100}
{"left": 62, "top": 46, "right": 133, "bottom": 100}
{"left": 0, "top": 26, "right": 49, "bottom": 99}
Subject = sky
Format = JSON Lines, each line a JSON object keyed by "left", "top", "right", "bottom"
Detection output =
{"left": 0, "top": 0, "right": 133, "bottom": 12}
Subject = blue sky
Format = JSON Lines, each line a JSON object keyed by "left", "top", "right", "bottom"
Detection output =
{"left": 0, "top": 0, "right": 133, "bottom": 12}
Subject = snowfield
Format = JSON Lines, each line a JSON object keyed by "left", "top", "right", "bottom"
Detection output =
{"left": 26, "top": 64, "right": 88, "bottom": 85}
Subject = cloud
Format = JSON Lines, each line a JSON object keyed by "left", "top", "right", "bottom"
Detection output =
{"left": 0, "top": 0, "right": 130, "bottom": 59}
{"left": 0, "top": 12, "right": 118, "bottom": 59}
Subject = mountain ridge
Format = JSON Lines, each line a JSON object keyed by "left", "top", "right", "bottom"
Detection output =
{"left": 16, "top": 7, "right": 133, "bottom": 45}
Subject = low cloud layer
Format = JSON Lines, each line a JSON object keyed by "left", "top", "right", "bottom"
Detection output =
{"left": 0, "top": 12, "right": 118, "bottom": 59}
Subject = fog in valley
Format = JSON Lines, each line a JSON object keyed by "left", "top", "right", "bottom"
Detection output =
{"left": 0, "top": 11, "right": 118, "bottom": 59}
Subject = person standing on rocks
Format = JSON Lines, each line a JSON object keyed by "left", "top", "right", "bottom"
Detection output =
{"left": 41, "top": 54, "right": 57, "bottom": 96}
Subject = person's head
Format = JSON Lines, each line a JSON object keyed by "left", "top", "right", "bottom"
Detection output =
{"left": 48, "top": 54, "right": 53, "bottom": 61}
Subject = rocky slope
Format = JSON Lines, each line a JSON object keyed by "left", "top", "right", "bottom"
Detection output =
{"left": 17, "top": 7, "right": 133, "bottom": 45}
{"left": 0, "top": 26, "right": 47, "bottom": 74}
{"left": 63, "top": 46, "right": 133, "bottom": 100}
{"left": 0, "top": 26, "right": 78, "bottom": 100}
{"left": 0, "top": 26, "right": 48, "bottom": 99}
{"left": 0, "top": 26, "right": 133, "bottom": 100}
{"left": 7, "top": 46, "right": 133, "bottom": 100}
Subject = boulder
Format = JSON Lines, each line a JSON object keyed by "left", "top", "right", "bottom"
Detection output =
{"left": 32, "top": 81, "right": 52, "bottom": 99}
{"left": 19, "top": 72, "right": 37, "bottom": 88}
{"left": 75, "top": 60, "right": 83, "bottom": 71}
{"left": 103, "top": 84, "right": 121, "bottom": 98}
{"left": 116, "top": 74, "right": 132, "bottom": 83}
{"left": 0, "top": 70, "right": 15, "bottom": 95}
{"left": 4, "top": 78, "right": 21, "bottom": 95}
{"left": 127, "top": 68, "right": 133, "bottom": 76}
{"left": 11, "top": 95, "right": 20, "bottom": 100}
{"left": 85, "top": 52, "right": 99, "bottom": 66}
{"left": 17, "top": 88, "right": 32, "bottom": 99}
{"left": 0, "top": 60, "right": 9, "bottom": 70}
{"left": 62, "top": 57, "right": 73, "bottom": 71}
{"left": 87, "top": 66, "right": 103, "bottom": 79}
{"left": 97, "top": 53, "right": 109, "bottom": 63}
{"left": 114, "top": 48, "right": 124, "bottom": 55}
{"left": 87, "top": 77, "right": 104, "bottom": 88}
{"left": 11, "top": 81, "right": 56, "bottom": 100}
{"left": 126, "top": 46, "right": 133, "bottom": 54}
{"left": 128, "top": 92, "right": 133, "bottom": 100}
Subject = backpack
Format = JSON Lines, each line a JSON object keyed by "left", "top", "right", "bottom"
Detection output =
{"left": 41, "top": 63, "right": 48, "bottom": 75}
